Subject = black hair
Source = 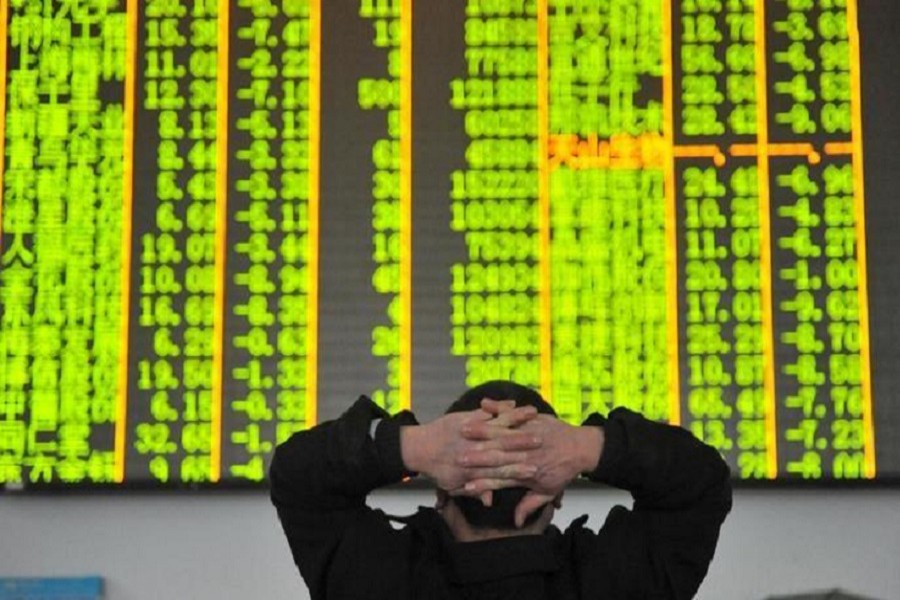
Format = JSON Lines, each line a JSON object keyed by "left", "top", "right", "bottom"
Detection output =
{"left": 445, "top": 380, "right": 556, "bottom": 529}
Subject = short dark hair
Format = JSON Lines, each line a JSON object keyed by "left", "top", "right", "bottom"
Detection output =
{"left": 445, "top": 380, "right": 556, "bottom": 529}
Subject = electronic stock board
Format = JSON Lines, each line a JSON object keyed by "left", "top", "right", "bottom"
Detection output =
{"left": 1, "top": 0, "right": 899, "bottom": 489}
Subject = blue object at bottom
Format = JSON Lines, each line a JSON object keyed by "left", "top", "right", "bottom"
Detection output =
{"left": 0, "top": 577, "right": 103, "bottom": 600}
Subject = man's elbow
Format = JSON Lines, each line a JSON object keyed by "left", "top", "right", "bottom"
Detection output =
{"left": 268, "top": 433, "right": 310, "bottom": 508}
{"left": 696, "top": 444, "right": 734, "bottom": 519}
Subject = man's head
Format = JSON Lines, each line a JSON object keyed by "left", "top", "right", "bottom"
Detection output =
{"left": 439, "top": 380, "right": 558, "bottom": 534}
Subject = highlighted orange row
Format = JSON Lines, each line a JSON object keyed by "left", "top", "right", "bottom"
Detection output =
{"left": 548, "top": 133, "right": 668, "bottom": 170}
{"left": 547, "top": 138, "right": 854, "bottom": 172}
{"left": 674, "top": 144, "right": 726, "bottom": 166}
{"left": 732, "top": 142, "right": 821, "bottom": 164}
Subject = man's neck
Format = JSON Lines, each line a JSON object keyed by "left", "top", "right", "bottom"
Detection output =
{"left": 438, "top": 502, "right": 547, "bottom": 542}
{"left": 450, "top": 521, "right": 538, "bottom": 543}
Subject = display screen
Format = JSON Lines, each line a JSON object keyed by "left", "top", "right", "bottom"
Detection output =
{"left": 0, "top": 0, "right": 898, "bottom": 488}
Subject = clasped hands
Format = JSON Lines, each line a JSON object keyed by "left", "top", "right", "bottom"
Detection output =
{"left": 401, "top": 400, "right": 602, "bottom": 528}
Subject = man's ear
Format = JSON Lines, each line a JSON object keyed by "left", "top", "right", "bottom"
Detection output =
{"left": 435, "top": 489, "right": 449, "bottom": 510}
{"left": 553, "top": 491, "right": 564, "bottom": 509}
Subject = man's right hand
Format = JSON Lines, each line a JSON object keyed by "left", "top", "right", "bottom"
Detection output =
{"left": 461, "top": 401, "right": 605, "bottom": 527}
{"left": 400, "top": 402, "right": 543, "bottom": 500}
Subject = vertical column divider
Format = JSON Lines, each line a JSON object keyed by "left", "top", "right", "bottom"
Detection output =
{"left": 211, "top": 0, "right": 231, "bottom": 483}
{"left": 754, "top": 0, "right": 778, "bottom": 479}
{"left": 115, "top": 0, "right": 138, "bottom": 483}
{"left": 662, "top": 0, "right": 681, "bottom": 426}
{"left": 537, "top": 0, "right": 552, "bottom": 401}
{"left": 400, "top": 0, "right": 413, "bottom": 412}
{"left": 306, "top": 0, "right": 322, "bottom": 427}
{"left": 846, "top": 0, "right": 875, "bottom": 479}
{"left": 0, "top": 0, "right": 8, "bottom": 253}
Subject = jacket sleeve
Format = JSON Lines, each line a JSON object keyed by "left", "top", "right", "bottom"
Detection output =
{"left": 570, "top": 407, "right": 733, "bottom": 600}
{"left": 269, "top": 395, "right": 418, "bottom": 598}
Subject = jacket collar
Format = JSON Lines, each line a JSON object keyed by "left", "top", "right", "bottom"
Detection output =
{"left": 410, "top": 507, "right": 562, "bottom": 584}
{"left": 446, "top": 534, "right": 561, "bottom": 584}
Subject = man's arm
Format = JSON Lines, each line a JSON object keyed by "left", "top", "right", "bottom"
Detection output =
{"left": 269, "top": 397, "right": 414, "bottom": 598}
{"left": 576, "top": 408, "right": 732, "bottom": 599}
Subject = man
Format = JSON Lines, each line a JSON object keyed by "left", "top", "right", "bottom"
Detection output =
{"left": 270, "top": 380, "right": 732, "bottom": 599}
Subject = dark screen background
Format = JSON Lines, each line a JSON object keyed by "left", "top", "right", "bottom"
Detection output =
{"left": 0, "top": 0, "right": 898, "bottom": 489}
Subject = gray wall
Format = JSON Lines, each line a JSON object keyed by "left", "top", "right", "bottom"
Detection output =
{"left": 2, "top": 489, "right": 899, "bottom": 600}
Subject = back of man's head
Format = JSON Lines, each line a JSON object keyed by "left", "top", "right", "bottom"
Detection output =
{"left": 444, "top": 380, "right": 556, "bottom": 530}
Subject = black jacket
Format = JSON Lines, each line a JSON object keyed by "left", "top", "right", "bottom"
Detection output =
{"left": 270, "top": 396, "right": 732, "bottom": 600}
